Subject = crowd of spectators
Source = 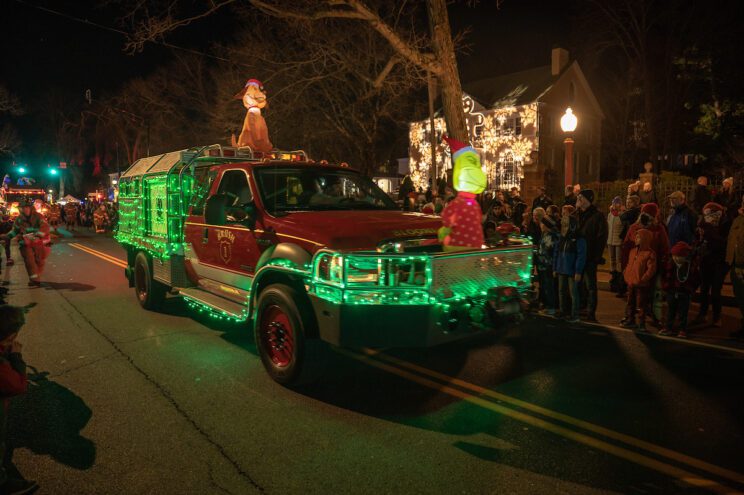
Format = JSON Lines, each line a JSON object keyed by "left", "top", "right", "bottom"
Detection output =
{"left": 396, "top": 173, "right": 744, "bottom": 339}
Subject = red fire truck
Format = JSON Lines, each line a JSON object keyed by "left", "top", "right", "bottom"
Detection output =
{"left": 116, "top": 145, "right": 532, "bottom": 385}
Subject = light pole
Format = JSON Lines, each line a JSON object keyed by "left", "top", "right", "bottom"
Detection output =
{"left": 560, "top": 107, "right": 578, "bottom": 187}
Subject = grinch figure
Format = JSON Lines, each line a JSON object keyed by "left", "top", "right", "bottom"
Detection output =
{"left": 231, "top": 78, "right": 273, "bottom": 153}
{"left": 438, "top": 136, "right": 487, "bottom": 252}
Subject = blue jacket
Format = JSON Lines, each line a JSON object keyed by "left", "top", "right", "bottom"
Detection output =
{"left": 667, "top": 204, "right": 697, "bottom": 247}
{"left": 554, "top": 233, "right": 587, "bottom": 276}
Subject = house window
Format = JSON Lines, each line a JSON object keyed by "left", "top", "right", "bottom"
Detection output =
{"left": 498, "top": 152, "right": 523, "bottom": 190}
{"left": 503, "top": 116, "right": 522, "bottom": 136}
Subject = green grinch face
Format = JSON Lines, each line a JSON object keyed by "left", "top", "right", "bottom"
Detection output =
{"left": 453, "top": 149, "right": 486, "bottom": 194}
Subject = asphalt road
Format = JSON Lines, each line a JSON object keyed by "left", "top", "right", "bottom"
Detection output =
{"left": 4, "top": 232, "right": 744, "bottom": 494}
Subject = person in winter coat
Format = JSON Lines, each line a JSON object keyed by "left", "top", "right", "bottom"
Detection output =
{"left": 622, "top": 202, "right": 669, "bottom": 326}
{"left": 532, "top": 187, "right": 552, "bottom": 211}
{"left": 553, "top": 214, "right": 587, "bottom": 323}
{"left": 666, "top": 191, "right": 697, "bottom": 246}
{"left": 691, "top": 176, "right": 712, "bottom": 215}
{"left": 621, "top": 229, "right": 657, "bottom": 332}
{"left": 575, "top": 189, "right": 608, "bottom": 322}
{"left": 563, "top": 185, "right": 576, "bottom": 207}
{"left": 659, "top": 241, "right": 700, "bottom": 339}
{"left": 0, "top": 200, "right": 51, "bottom": 286}
{"left": 726, "top": 196, "right": 744, "bottom": 339}
{"left": 693, "top": 202, "right": 730, "bottom": 327}
{"left": 536, "top": 216, "right": 560, "bottom": 315}
{"left": 526, "top": 207, "right": 545, "bottom": 246}
{"left": 607, "top": 196, "right": 624, "bottom": 292}
{"left": 0, "top": 305, "right": 38, "bottom": 495}
{"left": 714, "top": 177, "right": 740, "bottom": 224}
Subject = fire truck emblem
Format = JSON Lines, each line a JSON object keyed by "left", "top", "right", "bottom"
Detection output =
{"left": 216, "top": 229, "right": 235, "bottom": 263}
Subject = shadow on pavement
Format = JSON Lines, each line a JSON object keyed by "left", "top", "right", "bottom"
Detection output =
{"left": 7, "top": 366, "right": 96, "bottom": 470}
{"left": 42, "top": 281, "right": 96, "bottom": 292}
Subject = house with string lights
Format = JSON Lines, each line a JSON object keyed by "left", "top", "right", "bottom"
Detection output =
{"left": 408, "top": 48, "right": 604, "bottom": 202}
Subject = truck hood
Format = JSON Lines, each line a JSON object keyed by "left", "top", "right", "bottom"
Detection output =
{"left": 272, "top": 210, "right": 443, "bottom": 250}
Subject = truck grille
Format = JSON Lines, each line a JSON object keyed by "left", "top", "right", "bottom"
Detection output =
{"left": 430, "top": 249, "right": 532, "bottom": 299}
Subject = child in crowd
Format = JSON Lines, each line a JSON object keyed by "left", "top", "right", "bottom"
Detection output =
{"left": 621, "top": 229, "right": 657, "bottom": 332}
{"left": 536, "top": 217, "right": 559, "bottom": 315}
{"left": 0, "top": 305, "right": 37, "bottom": 495}
{"left": 607, "top": 196, "right": 624, "bottom": 292}
{"left": 554, "top": 214, "right": 586, "bottom": 323}
{"left": 660, "top": 241, "right": 700, "bottom": 338}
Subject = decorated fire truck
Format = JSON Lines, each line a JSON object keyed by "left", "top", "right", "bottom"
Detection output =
{"left": 116, "top": 144, "right": 533, "bottom": 385}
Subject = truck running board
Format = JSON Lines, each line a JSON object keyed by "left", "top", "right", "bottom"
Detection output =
{"left": 176, "top": 287, "right": 248, "bottom": 320}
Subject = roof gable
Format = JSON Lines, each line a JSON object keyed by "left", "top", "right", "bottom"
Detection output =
{"left": 462, "top": 65, "right": 556, "bottom": 108}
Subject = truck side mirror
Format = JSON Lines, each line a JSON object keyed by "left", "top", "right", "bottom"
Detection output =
{"left": 205, "top": 194, "right": 229, "bottom": 226}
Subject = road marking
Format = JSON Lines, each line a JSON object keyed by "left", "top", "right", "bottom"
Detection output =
{"left": 67, "top": 240, "right": 744, "bottom": 490}
{"left": 341, "top": 349, "right": 743, "bottom": 494}
{"left": 69, "top": 243, "right": 127, "bottom": 268}
{"left": 363, "top": 348, "right": 744, "bottom": 487}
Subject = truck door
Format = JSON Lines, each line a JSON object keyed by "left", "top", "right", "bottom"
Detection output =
{"left": 184, "top": 167, "right": 261, "bottom": 294}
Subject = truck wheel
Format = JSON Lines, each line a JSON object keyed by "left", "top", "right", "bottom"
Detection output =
{"left": 255, "top": 284, "right": 325, "bottom": 386}
{"left": 134, "top": 252, "right": 166, "bottom": 310}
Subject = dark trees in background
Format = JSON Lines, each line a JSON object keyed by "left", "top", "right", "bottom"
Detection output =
{"left": 574, "top": 0, "right": 744, "bottom": 179}
{"left": 0, "top": 85, "right": 23, "bottom": 158}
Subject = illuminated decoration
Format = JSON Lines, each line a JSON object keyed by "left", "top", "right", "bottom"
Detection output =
{"left": 409, "top": 98, "right": 539, "bottom": 191}
{"left": 231, "top": 79, "right": 273, "bottom": 153}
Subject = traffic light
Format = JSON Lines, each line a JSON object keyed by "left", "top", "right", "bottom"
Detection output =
{"left": 48, "top": 168, "right": 58, "bottom": 176}
{"left": 17, "top": 166, "right": 26, "bottom": 174}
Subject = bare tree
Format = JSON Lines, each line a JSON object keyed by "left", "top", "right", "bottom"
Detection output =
{"left": 121, "top": 0, "right": 472, "bottom": 143}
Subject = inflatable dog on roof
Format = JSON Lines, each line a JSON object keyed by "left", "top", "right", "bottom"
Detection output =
{"left": 231, "top": 78, "right": 273, "bottom": 153}
{"left": 438, "top": 136, "right": 487, "bottom": 252}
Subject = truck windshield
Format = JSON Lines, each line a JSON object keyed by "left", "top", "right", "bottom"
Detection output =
{"left": 254, "top": 167, "right": 397, "bottom": 213}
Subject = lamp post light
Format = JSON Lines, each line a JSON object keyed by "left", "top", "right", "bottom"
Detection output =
{"left": 560, "top": 107, "right": 578, "bottom": 187}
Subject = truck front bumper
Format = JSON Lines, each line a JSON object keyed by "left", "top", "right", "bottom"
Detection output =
{"left": 308, "top": 288, "right": 523, "bottom": 348}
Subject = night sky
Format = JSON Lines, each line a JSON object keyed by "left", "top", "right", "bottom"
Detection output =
{"left": 1, "top": 0, "right": 568, "bottom": 169}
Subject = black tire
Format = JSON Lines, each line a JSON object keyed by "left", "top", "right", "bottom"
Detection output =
{"left": 133, "top": 252, "right": 166, "bottom": 310}
{"left": 254, "top": 284, "right": 325, "bottom": 386}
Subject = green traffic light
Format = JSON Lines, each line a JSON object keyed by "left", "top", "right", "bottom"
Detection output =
{"left": 49, "top": 168, "right": 58, "bottom": 175}
{"left": 17, "top": 167, "right": 26, "bottom": 174}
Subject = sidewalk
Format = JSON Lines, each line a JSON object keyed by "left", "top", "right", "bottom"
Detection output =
{"left": 593, "top": 273, "right": 743, "bottom": 350}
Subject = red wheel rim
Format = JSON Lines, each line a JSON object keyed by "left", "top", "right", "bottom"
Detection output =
{"left": 260, "top": 304, "right": 294, "bottom": 368}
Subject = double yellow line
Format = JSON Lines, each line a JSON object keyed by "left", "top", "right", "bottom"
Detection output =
{"left": 69, "top": 242, "right": 127, "bottom": 269}
{"left": 68, "top": 241, "right": 744, "bottom": 492}
{"left": 343, "top": 348, "right": 744, "bottom": 493}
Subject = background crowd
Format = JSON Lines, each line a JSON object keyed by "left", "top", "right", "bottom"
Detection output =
{"left": 398, "top": 173, "right": 744, "bottom": 339}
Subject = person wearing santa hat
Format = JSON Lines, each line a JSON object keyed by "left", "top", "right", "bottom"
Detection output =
{"left": 659, "top": 241, "right": 700, "bottom": 338}
{"left": 621, "top": 202, "right": 670, "bottom": 328}
{"left": 438, "top": 136, "right": 487, "bottom": 252}
{"left": 692, "top": 202, "right": 730, "bottom": 327}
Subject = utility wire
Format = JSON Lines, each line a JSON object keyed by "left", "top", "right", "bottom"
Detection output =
{"left": 11, "top": 0, "right": 240, "bottom": 65}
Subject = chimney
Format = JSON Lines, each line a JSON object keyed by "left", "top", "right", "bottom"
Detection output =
{"left": 551, "top": 47, "right": 570, "bottom": 76}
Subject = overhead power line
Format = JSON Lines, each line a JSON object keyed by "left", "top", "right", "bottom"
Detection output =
{"left": 11, "top": 0, "right": 237, "bottom": 64}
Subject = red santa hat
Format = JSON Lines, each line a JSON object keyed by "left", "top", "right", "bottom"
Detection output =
{"left": 670, "top": 241, "right": 692, "bottom": 257}
{"left": 234, "top": 78, "right": 265, "bottom": 99}
{"left": 442, "top": 135, "right": 468, "bottom": 154}
{"left": 640, "top": 203, "right": 659, "bottom": 217}
{"left": 703, "top": 202, "right": 724, "bottom": 213}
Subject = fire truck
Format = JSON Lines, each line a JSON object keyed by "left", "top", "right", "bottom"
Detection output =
{"left": 116, "top": 145, "right": 533, "bottom": 385}
{"left": 1, "top": 185, "right": 47, "bottom": 217}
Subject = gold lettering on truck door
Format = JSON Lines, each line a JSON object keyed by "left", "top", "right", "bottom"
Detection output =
{"left": 216, "top": 229, "right": 236, "bottom": 264}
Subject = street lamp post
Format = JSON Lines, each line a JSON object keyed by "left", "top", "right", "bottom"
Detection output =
{"left": 560, "top": 107, "right": 578, "bottom": 187}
